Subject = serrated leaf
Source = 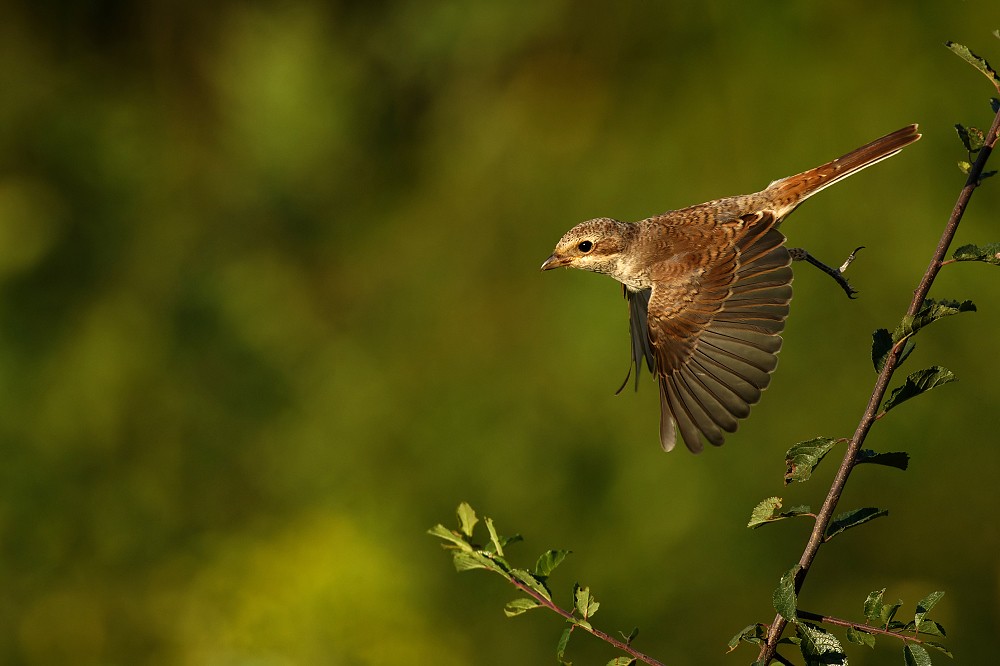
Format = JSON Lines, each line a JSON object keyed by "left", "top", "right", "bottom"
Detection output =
{"left": 556, "top": 624, "right": 573, "bottom": 662}
{"left": 826, "top": 507, "right": 888, "bottom": 539}
{"left": 864, "top": 589, "right": 886, "bottom": 624}
{"left": 856, "top": 450, "right": 910, "bottom": 471}
{"left": 922, "top": 641, "right": 953, "bottom": 657}
{"left": 728, "top": 623, "right": 768, "bottom": 651}
{"left": 955, "top": 124, "right": 985, "bottom": 152}
{"left": 952, "top": 242, "right": 1000, "bottom": 265}
{"left": 915, "top": 591, "right": 945, "bottom": 632}
{"left": 428, "top": 524, "right": 473, "bottom": 550}
{"left": 796, "top": 622, "right": 848, "bottom": 666}
{"left": 573, "top": 584, "right": 599, "bottom": 619}
{"left": 606, "top": 658, "right": 635, "bottom": 666}
{"left": 912, "top": 620, "right": 947, "bottom": 637}
{"left": 945, "top": 41, "right": 1000, "bottom": 89}
{"left": 773, "top": 565, "right": 800, "bottom": 621}
{"left": 785, "top": 437, "right": 840, "bottom": 483}
{"left": 535, "top": 549, "right": 571, "bottom": 577}
{"left": 904, "top": 643, "right": 933, "bottom": 666}
{"left": 504, "top": 597, "right": 542, "bottom": 617}
{"left": 512, "top": 568, "right": 551, "bottom": 601}
{"left": 893, "top": 299, "right": 976, "bottom": 343}
{"left": 882, "top": 367, "right": 956, "bottom": 414}
{"left": 456, "top": 503, "right": 478, "bottom": 537}
{"left": 485, "top": 517, "right": 503, "bottom": 556}
{"left": 453, "top": 550, "right": 505, "bottom": 575}
{"left": 845, "top": 626, "right": 876, "bottom": 648}
{"left": 882, "top": 600, "right": 903, "bottom": 627}
{"left": 748, "top": 497, "right": 783, "bottom": 528}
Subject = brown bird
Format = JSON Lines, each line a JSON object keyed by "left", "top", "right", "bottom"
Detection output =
{"left": 541, "top": 125, "right": 920, "bottom": 453}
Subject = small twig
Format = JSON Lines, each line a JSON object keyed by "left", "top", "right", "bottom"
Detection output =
{"left": 797, "top": 610, "right": 935, "bottom": 646}
{"left": 509, "top": 578, "right": 668, "bottom": 666}
{"left": 757, "top": 101, "right": 1000, "bottom": 664}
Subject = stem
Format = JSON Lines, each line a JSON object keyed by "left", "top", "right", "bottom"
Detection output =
{"left": 509, "top": 578, "right": 668, "bottom": 666}
{"left": 757, "top": 103, "right": 1000, "bottom": 664}
{"left": 797, "top": 610, "right": 935, "bottom": 646}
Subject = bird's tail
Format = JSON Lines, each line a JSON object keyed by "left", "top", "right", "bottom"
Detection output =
{"left": 766, "top": 124, "right": 921, "bottom": 217}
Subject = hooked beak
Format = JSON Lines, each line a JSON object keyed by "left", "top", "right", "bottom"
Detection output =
{"left": 540, "top": 253, "right": 573, "bottom": 271}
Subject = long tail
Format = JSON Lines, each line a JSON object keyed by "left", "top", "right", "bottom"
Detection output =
{"left": 766, "top": 124, "right": 921, "bottom": 217}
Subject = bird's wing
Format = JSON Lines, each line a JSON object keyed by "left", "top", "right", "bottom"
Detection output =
{"left": 645, "top": 213, "right": 793, "bottom": 453}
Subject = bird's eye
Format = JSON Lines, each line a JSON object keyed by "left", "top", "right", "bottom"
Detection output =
{"left": 577, "top": 240, "right": 593, "bottom": 253}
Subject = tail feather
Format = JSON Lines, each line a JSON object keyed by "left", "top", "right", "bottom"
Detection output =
{"left": 767, "top": 124, "right": 921, "bottom": 216}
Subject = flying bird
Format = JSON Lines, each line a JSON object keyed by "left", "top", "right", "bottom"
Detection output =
{"left": 541, "top": 125, "right": 921, "bottom": 453}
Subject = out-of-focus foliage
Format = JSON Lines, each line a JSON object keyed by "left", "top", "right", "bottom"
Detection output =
{"left": 0, "top": 2, "right": 997, "bottom": 664}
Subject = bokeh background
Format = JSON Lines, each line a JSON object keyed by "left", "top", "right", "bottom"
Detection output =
{"left": 1, "top": 2, "right": 998, "bottom": 664}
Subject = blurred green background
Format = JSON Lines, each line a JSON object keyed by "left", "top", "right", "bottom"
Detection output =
{"left": 1, "top": 2, "right": 998, "bottom": 664}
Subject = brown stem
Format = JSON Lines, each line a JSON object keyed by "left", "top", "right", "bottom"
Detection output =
{"left": 757, "top": 103, "right": 1000, "bottom": 663}
{"left": 797, "top": 609, "right": 935, "bottom": 645}
{"left": 509, "top": 578, "right": 668, "bottom": 666}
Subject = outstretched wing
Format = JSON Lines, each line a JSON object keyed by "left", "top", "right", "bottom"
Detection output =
{"left": 642, "top": 214, "right": 793, "bottom": 452}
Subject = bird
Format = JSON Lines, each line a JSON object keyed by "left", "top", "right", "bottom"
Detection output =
{"left": 541, "top": 124, "right": 921, "bottom": 453}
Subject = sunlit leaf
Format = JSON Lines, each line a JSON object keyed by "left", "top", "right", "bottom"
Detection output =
{"left": 945, "top": 41, "right": 1000, "bottom": 89}
{"left": 893, "top": 299, "right": 975, "bottom": 343}
{"left": 882, "top": 367, "right": 956, "bottom": 414}
{"left": 952, "top": 242, "right": 1000, "bottom": 265}
{"left": 453, "top": 550, "right": 504, "bottom": 575}
{"left": 485, "top": 517, "right": 503, "bottom": 556}
{"left": 826, "top": 507, "right": 888, "bottom": 539}
{"left": 773, "top": 565, "right": 800, "bottom": 621}
{"left": 556, "top": 624, "right": 573, "bottom": 663}
{"left": 512, "top": 568, "right": 551, "bottom": 601}
{"left": 796, "top": 622, "right": 847, "bottom": 666}
{"left": 535, "top": 549, "right": 571, "bottom": 578}
{"left": 606, "top": 658, "right": 635, "bottom": 666}
{"left": 904, "top": 643, "right": 933, "bottom": 666}
{"left": 457, "top": 502, "right": 478, "bottom": 537}
{"left": 428, "top": 524, "right": 473, "bottom": 550}
{"left": 915, "top": 591, "right": 945, "bottom": 632}
{"left": 955, "top": 124, "right": 985, "bottom": 152}
{"left": 863, "top": 589, "right": 886, "bottom": 624}
{"left": 748, "top": 497, "right": 783, "bottom": 528}
{"left": 504, "top": 597, "right": 542, "bottom": 617}
{"left": 573, "top": 583, "right": 599, "bottom": 619}
{"left": 785, "top": 437, "right": 840, "bottom": 483}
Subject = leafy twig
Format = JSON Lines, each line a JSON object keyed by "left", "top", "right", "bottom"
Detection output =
{"left": 757, "top": 46, "right": 1000, "bottom": 664}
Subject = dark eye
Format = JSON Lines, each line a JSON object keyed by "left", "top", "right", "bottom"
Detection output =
{"left": 577, "top": 240, "right": 593, "bottom": 253}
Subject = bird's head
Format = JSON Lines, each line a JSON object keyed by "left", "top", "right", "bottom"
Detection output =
{"left": 540, "top": 217, "right": 631, "bottom": 276}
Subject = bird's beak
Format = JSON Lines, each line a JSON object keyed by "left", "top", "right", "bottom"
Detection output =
{"left": 540, "top": 253, "right": 572, "bottom": 271}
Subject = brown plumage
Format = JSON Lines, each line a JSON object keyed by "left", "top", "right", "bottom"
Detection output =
{"left": 541, "top": 125, "right": 921, "bottom": 453}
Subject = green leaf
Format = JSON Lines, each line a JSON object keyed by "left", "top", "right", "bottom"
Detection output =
{"left": 904, "top": 643, "right": 933, "bottom": 666}
{"left": 958, "top": 160, "right": 972, "bottom": 174}
{"left": 912, "top": 619, "right": 947, "bottom": 637}
{"left": 773, "top": 565, "right": 800, "bottom": 621}
{"left": 826, "top": 507, "right": 888, "bottom": 539}
{"left": 952, "top": 242, "right": 1000, "bottom": 265}
{"left": 881, "top": 600, "right": 903, "bottom": 627}
{"left": 863, "top": 589, "right": 886, "bottom": 624}
{"left": 893, "top": 299, "right": 976, "bottom": 343}
{"left": 748, "top": 497, "right": 783, "bottom": 528}
{"left": 453, "top": 550, "right": 506, "bottom": 575}
{"left": 728, "top": 624, "right": 768, "bottom": 651}
{"left": 535, "top": 549, "right": 571, "bottom": 578}
{"left": 784, "top": 437, "right": 841, "bottom": 483}
{"left": 856, "top": 450, "right": 910, "bottom": 471}
{"left": 573, "top": 583, "right": 600, "bottom": 619}
{"left": 428, "top": 524, "right": 473, "bottom": 550}
{"left": 457, "top": 502, "right": 478, "bottom": 537}
{"left": 873, "top": 328, "right": 916, "bottom": 373}
{"left": 945, "top": 41, "right": 1000, "bottom": 89}
{"left": 922, "top": 641, "right": 953, "bottom": 657}
{"left": 485, "top": 517, "right": 503, "bottom": 556}
{"left": 845, "top": 625, "right": 876, "bottom": 648}
{"left": 504, "top": 597, "right": 542, "bottom": 617}
{"left": 795, "top": 623, "right": 847, "bottom": 666}
{"left": 621, "top": 627, "right": 639, "bottom": 645}
{"left": 955, "top": 124, "right": 985, "bottom": 152}
{"left": 881, "top": 367, "right": 956, "bottom": 414}
{"left": 606, "top": 658, "right": 636, "bottom": 666}
{"left": 511, "top": 568, "right": 551, "bottom": 601}
{"left": 915, "top": 591, "right": 945, "bottom": 632}
{"left": 556, "top": 624, "right": 573, "bottom": 663}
